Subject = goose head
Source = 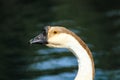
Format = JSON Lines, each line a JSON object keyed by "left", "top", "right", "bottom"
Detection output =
{"left": 30, "top": 26, "right": 78, "bottom": 48}
{"left": 30, "top": 26, "right": 95, "bottom": 80}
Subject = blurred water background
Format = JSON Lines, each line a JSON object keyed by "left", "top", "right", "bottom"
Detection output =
{"left": 0, "top": 0, "right": 120, "bottom": 80}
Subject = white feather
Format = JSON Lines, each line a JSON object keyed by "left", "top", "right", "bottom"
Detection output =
{"left": 47, "top": 33, "right": 93, "bottom": 80}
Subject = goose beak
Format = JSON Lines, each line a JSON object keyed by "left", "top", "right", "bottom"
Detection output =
{"left": 30, "top": 33, "right": 48, "bottom": 44}
{"left": 30, "top": 26, "right": 50, "bottom": 45}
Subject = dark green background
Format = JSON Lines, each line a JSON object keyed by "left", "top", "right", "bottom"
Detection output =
{"left": 0, "top": 0, "right": 120, "bottom": 80}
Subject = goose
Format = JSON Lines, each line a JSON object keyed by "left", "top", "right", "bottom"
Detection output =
{"left": 30, "top": 26, "right": 95, "bottom": 80}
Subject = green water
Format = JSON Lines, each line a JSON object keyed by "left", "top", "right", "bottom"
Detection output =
{"left": 0, "top": 0, "right": 120, "bottom": 80}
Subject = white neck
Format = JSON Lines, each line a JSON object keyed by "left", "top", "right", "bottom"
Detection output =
{"left": 47, "top": 32, "right": 94, "bottom": 80}
{"left": 66, "top": 36, "right": 94, "bottom": 80}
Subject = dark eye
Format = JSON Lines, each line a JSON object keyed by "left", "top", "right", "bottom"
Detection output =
{"left": 53, "top": 31, "right": 57, "bottom": 34}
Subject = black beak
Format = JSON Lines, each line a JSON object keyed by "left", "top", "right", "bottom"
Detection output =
{"left": 30, "top": 33, "right": 47, "bottom": 44}
{"left": 30, "top": 26, "right": 49, "bottom": 44}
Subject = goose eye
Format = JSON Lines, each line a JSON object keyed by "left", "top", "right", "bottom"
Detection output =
{"left": 53, "top": 31, "right": 57, "bottom": 34}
